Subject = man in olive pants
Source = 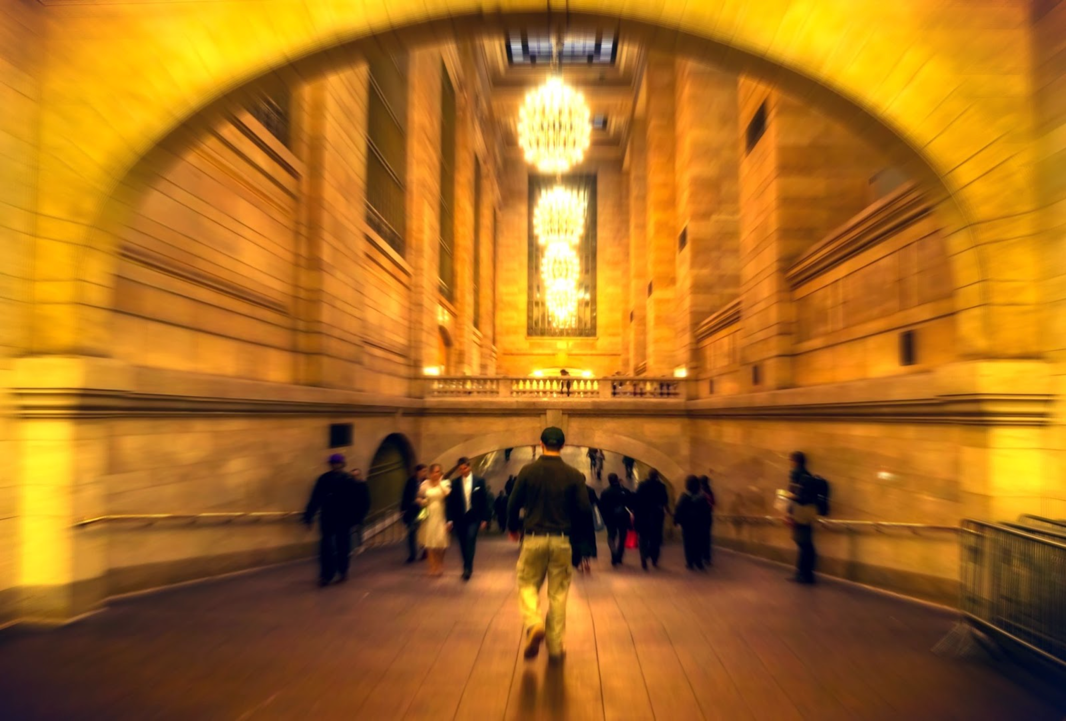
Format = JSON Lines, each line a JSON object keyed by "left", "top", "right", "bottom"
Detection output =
{"left": 507, "top": 426, "right": 591, "bottom": 662}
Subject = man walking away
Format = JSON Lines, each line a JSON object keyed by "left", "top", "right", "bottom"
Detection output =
{"left": 509, "top": 427, "right": 591, "bottom": 663}
{"left": 622, "top": 456, "right": 635, "bottom": 482}
{"left": 445, "top": 456, "right": 490, "bottom": 581}
{"left": 675, "top": 475, "right": 712, "bottom": 570}
{"left": 304, "top": 454, "right": 358, "bottom": 586}
{"left": 599, "top": 473, "right": 633, "bottom": 566}
{"left": 635, "top": 469, "right": 669, "bottom": 570}
{"left": 351, "top": 468, "right": 371, "bottom": 552}
{"left": 401, "top": 464, "right": 428, "bottom": 563}
{"left": 787, "top": 451, "right": 819, "bottom": 584}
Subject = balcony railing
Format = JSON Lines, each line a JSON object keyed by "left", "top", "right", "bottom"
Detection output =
{"left": 426, "top": 376, "right": 686, "bottom": 400}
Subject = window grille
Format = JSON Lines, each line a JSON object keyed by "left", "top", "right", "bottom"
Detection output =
{"left": 527, "top": 174, "right": 597, "bottom": 337}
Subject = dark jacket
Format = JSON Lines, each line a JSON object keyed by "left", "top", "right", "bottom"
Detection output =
{"left": 634, "top": 478, "right": 669, "bottom": 532}
{"left": 674, "top": 491, "right": 712, "bottom": 532}
{"left": 789, "top": 469, "right": 819, "bottom": 506}
{"left": 599, "top": 485, "right": 634, "bottom": 529}
{"left": 401, "top": 475, "right": 421, "bottom": 524}
{"left": 507, "top": 455, "right": 591, "bottom": 535}
{"left": 304, "top": 471, "right": 359, "bottom": 530}
{"left": 445, "top": 474, "right": 490, "bottom": 526}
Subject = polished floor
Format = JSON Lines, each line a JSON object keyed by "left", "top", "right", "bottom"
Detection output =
{"left": 1, "top": 537, "right": 1062, "bottom": 720}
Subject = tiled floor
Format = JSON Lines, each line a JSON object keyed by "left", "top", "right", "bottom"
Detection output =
{"left": 1, "top": 536, "right": 1062, "bottom": 720}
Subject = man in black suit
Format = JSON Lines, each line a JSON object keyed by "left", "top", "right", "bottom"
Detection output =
{"left": 446, "top": 456, "right": 490, "bottom": 581}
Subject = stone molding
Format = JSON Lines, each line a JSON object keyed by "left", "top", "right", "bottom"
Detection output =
{"left": 687, "top": 393, "right": 1052, "bottom": 426}
{"left": 13, "top": 359, "right": 1053, "bottom": 426}
{"left": 786, "top": 182, "right": 930, "bottom": 289}
{"left": 695, "top": 299, "right": 742, "bottom": 341}
{"left": 120, "top": 244, "right": 289, "bottom": 314}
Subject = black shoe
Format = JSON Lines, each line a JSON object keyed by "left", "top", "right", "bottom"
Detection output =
{"left": 318, "top": 578, "right": 331, "bottom": 588}
{"left": 462, "top": 570, "right": 472, "bottom": 581}
{"left": 405, "top": 557, "right": 416, "bottom": 564}
{"left": 788, "top": 575, "right": 815, "bottom": 585}
{"left": 337, "top": 573, "right": 348, "bottom": 583}
{"left": 686, "top": 563, "right": 694, "bottom": 570}
{"left": 641, "top": 559, "right": 648, "bottom": 571}
{"left": 695, "top": 563, "right": 704, "bottom": 571}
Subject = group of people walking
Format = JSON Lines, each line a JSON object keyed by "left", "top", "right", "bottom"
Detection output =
{"left": 596, "top": 470, "right": 716, "bottom": 572}
{"left": 302, "top": 432, "right": 825, "bottom": 668}
{"left": 400, "top": 457, "right": 492, "bottom": 580}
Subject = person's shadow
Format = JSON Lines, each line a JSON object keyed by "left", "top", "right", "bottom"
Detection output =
{"left": 516, "top": 663, "right": 568, "bottom": 717}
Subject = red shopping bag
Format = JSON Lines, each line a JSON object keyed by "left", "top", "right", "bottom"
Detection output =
{"left": 625, "top": 529, "right": 638, "bottom": 549}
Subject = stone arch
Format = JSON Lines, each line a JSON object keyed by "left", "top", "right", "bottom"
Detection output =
{"left": 37, "top": 2, "right": 1038, "bottom": 359}
{"left": 428, "top": 429, "right": 687, "bottom": 488}
{"left": 365, "top": 432, "right": 416, "bottom": 515}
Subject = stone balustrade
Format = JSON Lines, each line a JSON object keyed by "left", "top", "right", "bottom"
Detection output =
{"left": 426, "top": 376, "right": 686, "bottom": 400}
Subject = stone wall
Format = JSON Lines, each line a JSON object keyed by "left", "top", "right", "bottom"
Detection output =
{"left": 1034, "top": 0, "right": 1066, "bottom": 526}
{"left": 495, "top": 158, "right": 629, "bottom": 377}
{"left": 0, "top": 0, "right": 41, "bottom": 624}
{"left": 737, "top": 78, "right": 887, "bottom": 391}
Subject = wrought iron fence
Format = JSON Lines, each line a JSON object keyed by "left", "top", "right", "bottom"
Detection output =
{"left": 960, "top": 519, "right": 1066, "bottom": 670}
{"left": 1018, "top": 514, "right": 1066, "bottom": 534}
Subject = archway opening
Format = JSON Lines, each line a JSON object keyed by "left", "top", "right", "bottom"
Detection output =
{"left": 366, "top": 433, "right": 416, "bottom": 516}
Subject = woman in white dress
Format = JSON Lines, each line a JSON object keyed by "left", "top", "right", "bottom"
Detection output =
{"left": 417, "top": 463, "right": 451, "bottom": 576}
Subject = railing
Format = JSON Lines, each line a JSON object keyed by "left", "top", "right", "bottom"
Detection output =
{"left": 960, "top": 519, "right": 1066, "bottom": 671}
{"left": 427, "top": 376, "right": 685, "bottom": 399}
{"left": 718, "top": 515, "right": 961, "bottom": 534}
{"left": 1018, "top": 514, "right": 1066, "bottom": 533}
{"left": 73, "top": 505, "right": 407, "bottom": 550}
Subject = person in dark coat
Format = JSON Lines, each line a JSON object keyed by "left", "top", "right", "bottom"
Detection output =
{"left": 599, "top": 473, "right": 634, "bottom": 566}
{"left": 675, "top": 475, "right": 713, "bottom": 571}
{"left": 699, "top": 475, "right": 716, "bottom": 567}
{"left": 634, "top": 469, "right": 669, "bottom": 570}
{"left": 570, "top": 482, "right": 599, "bottom": 572}
{"left": 494, "top": 490, "right": 509, "bottom": 533}
{"left": 351, "top": 468, "right": 371, "bottom": 550}
{"left": 445, "top": 456, "right": 491, "bottom": 581}
{"left": 304, "top": 454, "right": 359, "bottom": 586}
{"left": 401, "top": 464, "right": 428, "bottom": 563}
{"left": 788, "top": 451, "right": 819, "bottom": 584}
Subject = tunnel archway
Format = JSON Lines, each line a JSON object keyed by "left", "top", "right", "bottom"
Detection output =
{"left": 427, "top": 429, "right": 688, "bottom": 490}
{"left": 365, "top": 433, "right": 416, "bottom": 516}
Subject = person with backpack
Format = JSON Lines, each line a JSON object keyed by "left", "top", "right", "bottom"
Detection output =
{"left": 786, "top": 451, "right": 828, "bottom": 585}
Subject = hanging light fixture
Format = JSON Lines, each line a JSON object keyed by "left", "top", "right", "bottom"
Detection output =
{"left": 541, "top": 242, "right": 580, "bottom": 285}
{"left": 533, "top": 185, "right": 586, "bottom": 247}
{"left": 533, "top": 182, "right": 586, "bottom": 326}
{"left": 517, "top": 78, "right": 591, "bottom": 174}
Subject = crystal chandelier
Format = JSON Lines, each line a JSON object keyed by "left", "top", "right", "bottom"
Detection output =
{"left": 517, "top": 76, "right": 592, "bottom": 174}
{"left": 532, "top": 185, "right": 587, "bottom": 246}
{"left": 534, "top": 183, "right": 586, "bottom": 327}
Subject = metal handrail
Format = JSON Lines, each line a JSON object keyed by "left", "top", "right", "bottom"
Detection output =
{"left": 73, "top": 504, "right": 402, "bottom": 529}
{"left": 718, "top": 514, "right": 960, "bottom": 533}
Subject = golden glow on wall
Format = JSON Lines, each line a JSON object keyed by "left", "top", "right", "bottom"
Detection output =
{"left": 517, "top": 76, "right": 591, "bottom": 174}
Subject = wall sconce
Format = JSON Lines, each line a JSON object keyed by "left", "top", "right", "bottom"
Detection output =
{"left": 423, "top": 366, "right": 442, "bottom": 376}
{"left": 673, "top": 366, "right": 688, "bottom": 378}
